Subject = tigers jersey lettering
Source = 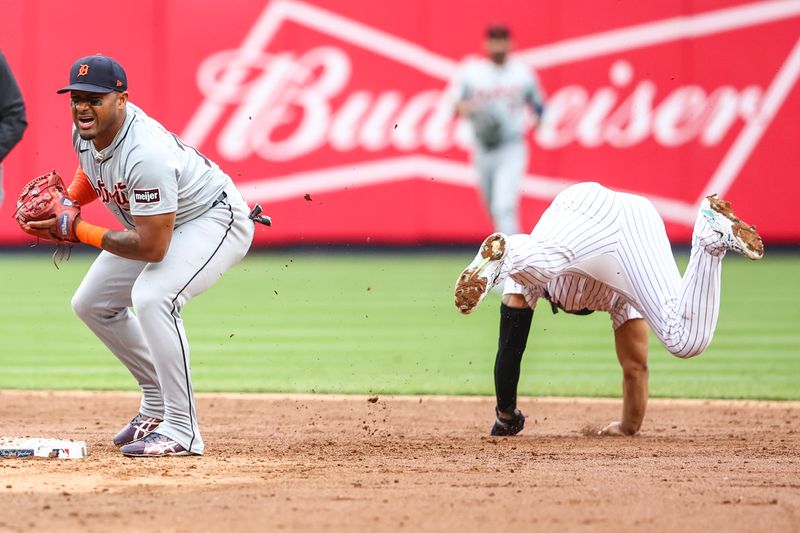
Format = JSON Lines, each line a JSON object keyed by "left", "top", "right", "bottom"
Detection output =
{"left": 73, "top": 103, "right": 228, "bottom": 229}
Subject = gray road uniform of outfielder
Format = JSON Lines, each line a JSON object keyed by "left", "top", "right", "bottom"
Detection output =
{"left": 454, "top": 57, "right": 545, "bottom": 235}
{"left": 70, "top": 102, "right": 254, "bottom": 455}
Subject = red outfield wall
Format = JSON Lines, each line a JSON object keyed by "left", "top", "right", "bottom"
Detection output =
{"left": 1, "top": 0, "right": 798, "bottom": 245}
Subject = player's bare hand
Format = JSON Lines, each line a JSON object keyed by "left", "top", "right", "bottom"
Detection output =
{"left": 21, "top": 218, "right": 58, "bottom": 241}
{"left": 598, "top": 421, "right": 638, "bottom": 436}
{"left": 455, "top": 100, "right": 476, "bottom": 117}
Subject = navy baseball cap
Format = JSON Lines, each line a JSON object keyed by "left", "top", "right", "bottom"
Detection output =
{"left": 486, "top": 23, "right": 511, "bottom": 39}
{"left": 56, "top": 55, "right": 127, "bottom": 94}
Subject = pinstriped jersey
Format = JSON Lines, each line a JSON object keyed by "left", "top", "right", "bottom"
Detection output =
{"left": 72, "top": 102, "right": 231, "bottom": 229}
{"left": 499, "top": 181, "right": 729, "bottom": 358}
{"left": 504, "top": 274, "right": 642, "bottom": 329}
{"left": 502, "top": 182, "right": 648, "bottom": 329}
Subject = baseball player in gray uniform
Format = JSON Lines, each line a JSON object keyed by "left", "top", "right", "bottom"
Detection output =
{"left": 453, "top": 24, "right": 545, "bottom": 235}
{"left": 454, "top": 182, "right": 764, "bottom": 436}
{"left": 22, "top": 55, "right": 264, "bottom": 457}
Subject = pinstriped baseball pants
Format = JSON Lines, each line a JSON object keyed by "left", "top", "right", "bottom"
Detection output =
{"left": 505, "top": 182, "right": 723, "bottom": 358}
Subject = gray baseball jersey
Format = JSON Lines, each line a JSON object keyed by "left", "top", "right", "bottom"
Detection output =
{"left": 498, "top": 182, "right": 726, "bottom": 358}
{"left": 73, "top": 102, "right": 230, "bottom": 229}
{"left": 454, "top": 57, "right": 544, "bottom": 144}
{"left": 453, "top": 57, "right": 545, "bottom": 235}
{"left": 70, "top": 101, "right": 254, "bottom": 455}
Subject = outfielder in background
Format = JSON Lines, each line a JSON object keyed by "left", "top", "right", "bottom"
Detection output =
{"left": 453, "top": 182, "right": 764, "bottom": 436}
{"left": 0, "top": 50, "right": 28, "bottom": 209}
{"left": 20, "top": 55, "right": 259, "bottom": 457}
{"left": 453, "top": 23, "right": 545, "bottom": 235}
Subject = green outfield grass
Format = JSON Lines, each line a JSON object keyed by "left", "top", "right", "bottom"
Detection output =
{"left": 0, "top": 250, "right": 798, "bottom": 399}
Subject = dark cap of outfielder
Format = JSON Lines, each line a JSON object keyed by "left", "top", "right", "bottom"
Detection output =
{"left": 56, "top": 55, "right": 127, "bottom": 94}
{"left": 486, "top": 23, "right": 511, "bottom": 39}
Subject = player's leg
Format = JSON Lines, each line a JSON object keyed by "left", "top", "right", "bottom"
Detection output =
{"left": 473, "top": 147, "right": 497, "bottom": 227}
{"left": 71, "top": 253, "right": 163, "bottom": 422}
{"left": 495, "top": 294, "right": 531, "bottom": 415}
{"left": 499, "top": 185, "right": 759, "bottom": 358}
{"left": 613, "top": 193, "right": 762, "bottom": 358}
{"left": 124, "top": 190, "right": 254, "bottom": 455}
{"left": 491, "top": 279, "right": 533, "bottom": 436}
{"left": 489, "top": 141, "right": 527, "bottom": 235}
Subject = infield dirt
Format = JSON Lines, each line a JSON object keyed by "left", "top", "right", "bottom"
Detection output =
{"left": 0, "top": 391, "right": 798, "bottom": 532}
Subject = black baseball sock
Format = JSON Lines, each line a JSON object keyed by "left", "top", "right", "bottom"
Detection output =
{"left": 494, "top": 303, "right": 534, "bottom": 415}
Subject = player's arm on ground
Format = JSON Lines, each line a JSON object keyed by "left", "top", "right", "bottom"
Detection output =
{"left": 600, "top": 318, "right": 649, "bottom": 436}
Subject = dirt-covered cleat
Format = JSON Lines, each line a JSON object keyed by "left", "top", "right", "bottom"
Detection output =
{"left": 119, "top": 432, "right": 193, "bottom": 457}
{"left": 700, "top": 195, "right": 764, "bottom": 260}
{"left": 112, "top": 413, "right": 162, "bottom": 447}
{"left": 454, "top": 233, "right": 508, "bottom": 314}
{"left": 490, "top": 408, "right": 525, "bottom": 436}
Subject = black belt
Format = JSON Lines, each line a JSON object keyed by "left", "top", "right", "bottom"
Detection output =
{"left": 543, "top": 288, "right": 595, "bottom": 316}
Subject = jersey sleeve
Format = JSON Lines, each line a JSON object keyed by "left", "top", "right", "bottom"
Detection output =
{"left": 67, "top": 166, "right": 98, "bottom": 206}
{"left": 450, "top": 62, "right": 473, "bottom": 104}
{"left": 0, "top": 53, "right": 27, "bottom": 162}
{"left": 524, "top": 69, "right": 546, "bottom": 117}
{"left": 125, "top": 148, "right": 179, "bottom": 217}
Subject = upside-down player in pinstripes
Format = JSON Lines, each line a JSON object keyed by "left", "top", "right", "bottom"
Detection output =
{"left": 453, "top": 182, "right": 764, "bottom": 437}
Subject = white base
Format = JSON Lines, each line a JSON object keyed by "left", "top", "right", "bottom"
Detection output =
{"left": 0, "top": 437, "right": 88, "bottom": 459}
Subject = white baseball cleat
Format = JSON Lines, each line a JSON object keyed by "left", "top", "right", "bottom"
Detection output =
{"left": 454, "top": 232, "right": 508, "bottom": 314}
{"left": 700, "top": 195, "right": 764, "bottom": 260}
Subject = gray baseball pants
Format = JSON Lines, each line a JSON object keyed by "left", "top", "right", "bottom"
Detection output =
{"left": 473, "top": 140, "right": 528, "bottom": 235}
{"left": 70, "top": 184, "right": 254, "bottom": 454}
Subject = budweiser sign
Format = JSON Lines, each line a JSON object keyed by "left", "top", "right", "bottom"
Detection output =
{"left": 181, "top": 0, "right": 800, "bottom": 232}
{"left": 0, "top": 0, "right": 797, "bottom": 244}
